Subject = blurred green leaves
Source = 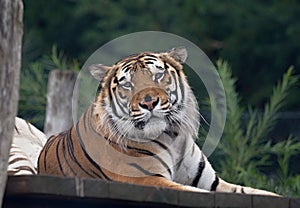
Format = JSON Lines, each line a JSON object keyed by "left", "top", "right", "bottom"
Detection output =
{"left": 19, "top": 62, "right": 48, "bottom": 129}
{"left": 18, "top": 47, "right": 79, "bottom": 129}
{"left": 209, "top": 61, "right": 300, "bottom": 196}
{"left": 22, "top": 0, "right": 300, "bottom": 109}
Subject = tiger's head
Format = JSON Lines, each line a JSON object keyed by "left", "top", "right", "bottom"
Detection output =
{"left": 89, "top": 47, "right": 199, "bottom": 142}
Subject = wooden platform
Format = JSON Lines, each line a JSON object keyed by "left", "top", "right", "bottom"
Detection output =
{"left": 3, "top": 175, "right": 299, "bottom": 208}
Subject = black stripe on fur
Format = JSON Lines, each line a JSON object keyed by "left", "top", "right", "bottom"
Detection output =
{"left": 210, "top": 175, "right": 219, "bottom": 191}
{"left": 191, "top": 153, "right": 205, "bottom": 187}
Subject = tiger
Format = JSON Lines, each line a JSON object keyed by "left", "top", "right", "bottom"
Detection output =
{"left": 38, "top": 47, "right": 278, "bottom": 196}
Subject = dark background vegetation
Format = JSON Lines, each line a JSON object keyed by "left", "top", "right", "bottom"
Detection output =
{"left": 22, "top": 0, "right": 300, "bottom": 108}
{"left": 19, "top": 0, "right": 300, "bottom": 196}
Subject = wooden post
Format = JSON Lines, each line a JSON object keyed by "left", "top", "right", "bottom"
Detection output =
{"left": 0, "top": 0, "right": 23, "bottom": 206}
{"left": 44, "top": 70, "right": 78, "bottom": 137}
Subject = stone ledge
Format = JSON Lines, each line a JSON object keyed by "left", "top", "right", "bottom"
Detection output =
{"left": 4, "top": 175, "right": 299, "bottom": 208}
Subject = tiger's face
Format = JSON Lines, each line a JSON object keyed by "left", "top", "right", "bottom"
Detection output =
{"left": 90, "top": 47, "right": 199, "bottom": 141}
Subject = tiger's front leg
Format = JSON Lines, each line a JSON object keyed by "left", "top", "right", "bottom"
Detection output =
{"left": 174, "top": 142, "right": 279, "bottom": 196}
{"left": 216, "top": 178, "right": 280, "bottom": 196}
{"left": 122, "top": 176, "right": 209, "bottom": 193}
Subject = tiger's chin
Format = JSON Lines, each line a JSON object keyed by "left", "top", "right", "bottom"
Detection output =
{"left": 128, "top": 118, "right": 168, "bottom": 141}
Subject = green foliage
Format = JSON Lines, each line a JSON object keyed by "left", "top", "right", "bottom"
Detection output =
{"left": 50, "top": 45, "right": 80, "bottom": 71}
{"left": 211, "top": 60, "right": 300, "bottom": 196}
{"left": 18, "top": 46, "right": 80, "bottom": 130}
{"left": 271, "top": 137, "right": 300, "bottom": 195}
{"left": 23, "top": 0, "right": 300, "bottom": 108}
{"left": 19, "top": 62, "right": 48, "bottom": 129}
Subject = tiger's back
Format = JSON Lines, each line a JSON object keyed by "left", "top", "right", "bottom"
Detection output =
{"left": 38, "top": 106, "right": 110, "bottom": 179}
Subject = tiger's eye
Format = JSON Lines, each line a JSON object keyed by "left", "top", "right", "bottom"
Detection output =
{"left": 122, "top": 82, "right": 133, "bottom": 89}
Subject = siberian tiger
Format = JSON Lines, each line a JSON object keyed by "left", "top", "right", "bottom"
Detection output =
{"left": 38, "top": 47, "right": 278, "bottom": 196}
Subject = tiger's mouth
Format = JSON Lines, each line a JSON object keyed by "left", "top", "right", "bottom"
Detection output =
{"left": 128, "top": 107, "right": 175, "bottom": 140}
{"left": 134, "top": 115, "right": 168, "bottom": 130}
{"left": 128, "top": 87, "right": 173, "bottom": 137}
{"left": 131, "top": 116, "right": 169, "bottom": 140}
{"left": 134, "top": 120, "right": 146, "bottom": 130}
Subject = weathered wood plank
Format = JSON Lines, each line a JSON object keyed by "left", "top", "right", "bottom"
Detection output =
{"left": 4, "top": 175, "right": 297, "bottom": 208}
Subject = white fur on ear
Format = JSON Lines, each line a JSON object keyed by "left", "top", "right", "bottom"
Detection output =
{"left": 88, "top": 64, "right": 110, "bottom": 81}
{"left": 167, "top": 47, "right": 188, "bottom": 63}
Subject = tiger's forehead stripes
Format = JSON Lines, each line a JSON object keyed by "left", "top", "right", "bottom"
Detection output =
{"left": 117, "top": 65, "right": 132, "bottom": 83}
{"left": 114, "top": 53, "right": 168, "bottom": 81}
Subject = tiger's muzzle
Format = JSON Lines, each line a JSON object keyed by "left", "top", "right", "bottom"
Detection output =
{"left": 130, "top": 87, "right": 171, "bottom": 130}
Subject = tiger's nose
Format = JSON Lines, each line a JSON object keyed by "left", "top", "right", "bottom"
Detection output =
{"left": 139, "top": 95, "right": 159, "bottom": 111}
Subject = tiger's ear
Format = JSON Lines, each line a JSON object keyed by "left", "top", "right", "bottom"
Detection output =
{"left": 88, "top": 64, "right": 110, "bottom": 81}
{"left": 167, "top": 47, "right": 188, "bottom": 63}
